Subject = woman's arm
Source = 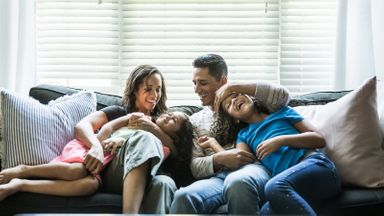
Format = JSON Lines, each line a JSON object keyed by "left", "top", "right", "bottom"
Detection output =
{"left": 256, "top": 120, "right": 325, "bottom": 160}
{"left": 74, "top": 110, "right": 109, "bottom": 175}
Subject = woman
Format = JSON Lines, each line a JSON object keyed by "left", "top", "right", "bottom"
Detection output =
{"left": 74, "top": 65, "right": 178, "bottom": 213}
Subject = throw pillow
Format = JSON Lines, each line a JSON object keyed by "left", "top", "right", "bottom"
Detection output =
{"left": 294, "top": 76, "right": 384, "bottom": 188}
{"left": 377, "top": 78, "right": 384, "bottom": 148}
{"left": 0, "top": 89, "right": 96, "bottom": 169}
{"left": 0, "top": 94, "right": 3, "bottom": 163}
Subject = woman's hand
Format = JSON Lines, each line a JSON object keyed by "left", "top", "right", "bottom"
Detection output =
{"left": 102, "top": 137, "right": 126, "bottom": 154}
{"left": 256, "top": 137, "right": 283, "bottom": 160}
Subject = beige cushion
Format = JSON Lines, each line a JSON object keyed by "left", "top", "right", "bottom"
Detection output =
{"left": 294, "top": 76, "right": 384, "bottom": 187}
{"left": 377, "top": 78, "right": 384, "bottom": 148}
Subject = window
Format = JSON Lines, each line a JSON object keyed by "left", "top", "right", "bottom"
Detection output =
{"left": 36, "top": 0, "right": 337, "bottom": 106}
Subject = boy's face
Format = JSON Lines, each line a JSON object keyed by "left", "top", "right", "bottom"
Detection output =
{"left": 156, "top": 112, "right": 186, "bottom": 138}
{"left": 192, "top": 67, "right": 227, "bottom": 107}
{"left": 221, "top": 93, "right": 254, "bottom": 121}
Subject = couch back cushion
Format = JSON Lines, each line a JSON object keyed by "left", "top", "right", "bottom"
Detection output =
{"left": 29, "top": 84, "right": 122, "bottom": 110}
{"left": 0, "top": 88, "right": 96, "bottom": 169}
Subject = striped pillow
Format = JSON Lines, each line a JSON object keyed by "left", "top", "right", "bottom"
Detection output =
{"left": 0, "top": 89, "right": 96, "bottom": 169}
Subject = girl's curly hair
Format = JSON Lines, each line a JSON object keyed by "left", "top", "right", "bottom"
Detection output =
{"left": 161, "top": 114, "right": 195, "bottom": 187}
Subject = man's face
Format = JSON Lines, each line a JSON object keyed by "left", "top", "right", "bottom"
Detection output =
{"left": 192, "top": 67, "right": 226, "bottom": 106}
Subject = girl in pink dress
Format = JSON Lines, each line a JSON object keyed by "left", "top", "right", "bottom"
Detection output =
{"left": 0, "top": 111, "right": 193, "bottom": 201}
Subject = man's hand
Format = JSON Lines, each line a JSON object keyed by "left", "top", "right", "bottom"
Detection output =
{"left": 198, "top": 136, "right": 225, "bottom": 153}
{"left": 214, "top": 84, "right": 232, "bottom": 112}
{"left": 213, "top": 148, "right": 256, "bottom": 170}
{"left": 84, "top": 145, "right": 104, "bottom": 176}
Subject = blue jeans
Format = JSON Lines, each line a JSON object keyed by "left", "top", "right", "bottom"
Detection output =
{"left": 170, "top": 162, "right": 271, "bottom": 214}
{"left": 261, "top": 152, "right": 341, "bottom": 216}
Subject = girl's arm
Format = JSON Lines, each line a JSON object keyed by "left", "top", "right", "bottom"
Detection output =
{"left": 236, "top": 142, "right": 252, "bottom": 153}
{"left": 128, "top": 116, "right": 177, "bottom": 156}
{"left": 96, "top": 114, "right": 132, "bottom": 141}
{"left": 256, "top": 119, "right": 325, "bottom": 160}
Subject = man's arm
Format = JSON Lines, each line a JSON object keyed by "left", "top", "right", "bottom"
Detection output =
{"left": 214, "top": 82, "right": 290, "bottom": 112}
{"left": 191, "top": 138, "right": 256, "bottom": 179}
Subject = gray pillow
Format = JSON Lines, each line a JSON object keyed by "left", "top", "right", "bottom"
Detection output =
{"left": 0, "top": 89, "right": 96, "bottom": 169}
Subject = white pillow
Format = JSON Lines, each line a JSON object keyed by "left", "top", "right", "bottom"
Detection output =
{"left": 0, "top": 89, "right": 96, "bottom": 169}
{"left": 377, "top": 78, "right": 384, "bottom": 148}
{"left": 294, "top": 76, "right": 384, "bottom": 187}
{"left": 0, "top": 93, "right": 3, "bottom": 162}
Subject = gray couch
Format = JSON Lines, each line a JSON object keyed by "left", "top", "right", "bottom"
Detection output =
{"left": 1, "top": 84, "right": 384, "bottom": 215}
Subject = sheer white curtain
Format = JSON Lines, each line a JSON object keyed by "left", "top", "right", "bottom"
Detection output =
{"left": 0, "top": 0, "right": 36, "bottom": 95}
{"left": 335, "top": 0, "right": 384, "bottom": 89}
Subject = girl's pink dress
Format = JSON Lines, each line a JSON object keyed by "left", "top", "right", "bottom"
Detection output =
{"left": 50, "top": 139, "right": 170, "bottom": 167}
{"left": 50, "top": 139, "right": 115, "bottom": 168}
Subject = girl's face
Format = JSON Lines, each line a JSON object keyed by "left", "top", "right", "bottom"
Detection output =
{"left": 134, "top": 73, "right": 162, "bottom": 115}
{"left": 156, "top": 112, "right": 187, "bottom": 138}
{"left": 221, "top": 93, "right": 254, "bottom": 121}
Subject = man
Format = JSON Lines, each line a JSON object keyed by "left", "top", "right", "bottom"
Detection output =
{"left": 169, "top": 54, "right": 290, "bottom": 214}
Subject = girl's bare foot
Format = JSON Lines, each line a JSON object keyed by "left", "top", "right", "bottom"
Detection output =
{"left": 0, "top": 178, "right": 22, "bottom": 201}
{"left": 0, "top": 165, "right": 27, "bottom": 184}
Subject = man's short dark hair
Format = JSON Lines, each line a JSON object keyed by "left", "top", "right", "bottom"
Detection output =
{"left": 192, "top": 54, "right": 228, "bottom": 80}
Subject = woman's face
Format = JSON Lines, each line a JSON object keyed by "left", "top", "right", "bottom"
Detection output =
{"left": 156, "top": 112, "right": 187, "bottom": 138}
{"left": 221, "top": 93, "right": 254, "bottom": 121}
{"left": 134, "top": 73, "right": 162, "bottom": 115}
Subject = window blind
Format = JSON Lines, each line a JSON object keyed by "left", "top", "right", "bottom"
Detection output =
{"left": 36, "top": 0, "right": 337, "bottom": 106}
{"left": 280, "top": 0, "right": 337, "bottom": 94}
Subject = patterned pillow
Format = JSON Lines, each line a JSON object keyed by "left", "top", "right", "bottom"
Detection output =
{"left": 0, "top": 89, "right": 96, "bottom": 169}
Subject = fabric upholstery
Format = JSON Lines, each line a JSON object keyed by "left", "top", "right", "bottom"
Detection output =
{"left": 294, "top": 77, "right": 384, "bottom": 187}
{"left": 0, "top": 89, "right": 96, "bottom": 169}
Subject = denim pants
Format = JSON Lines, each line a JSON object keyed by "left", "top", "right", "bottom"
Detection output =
{"left": 261, "top": 152, "right": 341, "bottom": 216}
{"left": 170, "top": 162, "right": 271, "bottom": 215}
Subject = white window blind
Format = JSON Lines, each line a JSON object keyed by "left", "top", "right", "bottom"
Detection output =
{"left": 280, "top": 0, "right": 337, "bottom": 94}
{"left": 36, "top": 0, "right": 337, "bottom": 106}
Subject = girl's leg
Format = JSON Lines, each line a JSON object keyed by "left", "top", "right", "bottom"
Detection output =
{"left": 0, "top": 175, "right": 99, "bottom": 201}
{"left": 0, "top": 162, "right": 88, "bottom": 184}
{"left": 261, "top": 153, "right": 341, "bottom": 216}
{"left": 122, "top": 161, "right": 150, "bottom": 213}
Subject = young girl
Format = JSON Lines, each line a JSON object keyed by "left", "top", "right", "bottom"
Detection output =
{"left": 202, "top": 92, "right": 341, "bottom": 216}
{"left": 0, "top": 111, "right": 194, "bottom": 205}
